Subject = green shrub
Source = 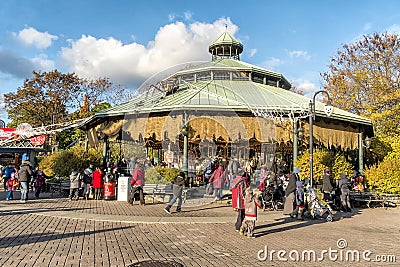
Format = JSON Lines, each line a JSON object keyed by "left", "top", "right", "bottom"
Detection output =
{"left": 330, "top": 154, "right": 354, "bottom": 181}
{"left": 39, "top": 145, "right": 102, "bottom": 179}
{"left": 295, "top": 149, "right": 354, "bottom": 182}
{"left": 364, "top": 136, "right": 400, "bottom": 194}
{"left": 144, "top": 167, "right": 168, "bottom": 184}
{"left": 295, "top": 149, "right": 331, "bottom": 182}
{"left": 155, "top": 166, "right": 181, "bottom": 183}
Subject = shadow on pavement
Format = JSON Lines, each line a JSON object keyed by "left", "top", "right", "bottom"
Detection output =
{"left": 254, "top": 208, "right": 363, "bottom": 238}
{"left": 0, "top": 225, "right": 134, "bottom": 248}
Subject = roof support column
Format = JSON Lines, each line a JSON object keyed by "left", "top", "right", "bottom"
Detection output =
{"left": 358, "top": 132, "right": 364, "bottom": 175}
{"left": 293, "top": 119, "right": 299, "bottom": 170}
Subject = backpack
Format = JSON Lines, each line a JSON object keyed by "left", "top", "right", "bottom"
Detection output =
{"left": 83, "top": 173, "right": 92, "bottom": 184}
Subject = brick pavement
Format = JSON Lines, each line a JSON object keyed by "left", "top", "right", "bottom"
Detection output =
{"left": 0, "top": 190, "right": 399, "bottom": 267}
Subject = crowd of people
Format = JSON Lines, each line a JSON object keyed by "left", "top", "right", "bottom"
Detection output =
{"left": 2, "top": 154, "right": 367, "bottom": 239}
{"left": 1, "top": 160, "right": 47, "bottom": 202}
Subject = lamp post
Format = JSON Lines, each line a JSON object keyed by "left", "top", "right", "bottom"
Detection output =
{"left": 309, "top": 90, "right": 333, "bottom": 187}
{"left": 293, "top": 119, "right": 304, "bottom": 169}
{"left": 181, "top": 112, "right": 189, "bottom": 177}
{"left": 358, "top": 134, "right": 371, "bottom": 175}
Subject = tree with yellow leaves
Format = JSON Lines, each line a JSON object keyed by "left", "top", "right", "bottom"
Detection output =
{"left": 322, "top": 32, "right": 400, "bottom": 137}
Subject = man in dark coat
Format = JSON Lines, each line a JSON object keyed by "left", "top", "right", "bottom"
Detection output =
{"left": 322, "top": 168, "right": 334, "bottom": 203}
{"left": 164, "top": 171, "right": 186, "bottom": 213}
{"left": 338, "top": 173, "right": 352, "bottom": 212}
{"left": 19, "top": 160, "right": 33, "bottom": 203}
{"left": 283, "top": 167, "right": 300, "bottom": 216}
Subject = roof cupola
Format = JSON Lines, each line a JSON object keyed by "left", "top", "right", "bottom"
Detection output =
{"left": 208, "top": 31, "right": 243, "bottom": 61}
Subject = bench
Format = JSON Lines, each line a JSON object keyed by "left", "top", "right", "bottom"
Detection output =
{"left": 378, "top": 194, "right": 399, "bottom": 208}
{"left": 141, "top": 184, "right": 190, "bottom": 203}
{"left": 350, "top": 191, "right": 389, "bottom": 208}
{"left": 48, "top": 181, "right": 70, "bottom": 197}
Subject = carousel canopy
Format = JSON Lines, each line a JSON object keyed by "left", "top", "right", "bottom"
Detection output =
{"left": 80, "top": 31, "right": 373, "bottom": 149}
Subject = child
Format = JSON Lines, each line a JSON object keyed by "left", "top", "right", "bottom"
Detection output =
{"left": 6, "top": 172, "right": 19, "bottom": 200}
{"left": 240, "top": 187, "right": 262, "bottom": 238}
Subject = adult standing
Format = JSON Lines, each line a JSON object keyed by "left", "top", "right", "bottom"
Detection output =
{"left": 338, "top": 173, "right": 352, "bottom": 212}
{"left": 130, "top": 164, "right": 145, "bottom": 205}
{"left": 164, "top": 171, "right": 186, "bottom": 213}
{"left": 291, "top": 179, "right": 305, "bottom": 220}
{"left": 232, "top": 173, "right": 248, "bottom": 232}
{"left": 209, "top": 163, "right": 229, "bottom": 201}
{"left": 83, "top": 164, "right": 93, "bottom": 200}
{"left": 19, "top": 160, "right": 33, "bottom": 203}
{"left": 322, "top": 168, "right": 334, "bottom": 203}
{"left": 283, "top": 167, "right": 300, "bottom": 217}
{"left": 92, "top": 166, "right": 104, "bottom": 200}
{"left": 69, "top": 170, "right": 82, "bottom": 201}
{"left": 2, "top": 163, "right": 15, "bottom": 191}
{"left": 227, "top": 157, "right": 240, "bottom": 189}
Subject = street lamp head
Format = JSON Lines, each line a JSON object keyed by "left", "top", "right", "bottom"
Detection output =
{"left": 364, "top": 136, "right": 372, "bottom": 148}
{"left": 297, "top": 127, "right": 305, "bottom": 141}
{"left": 180, "top": 124, "right": 188, "bottom": 137}
{"left": 324, "top": 99, "right": 334, "bottom": 117}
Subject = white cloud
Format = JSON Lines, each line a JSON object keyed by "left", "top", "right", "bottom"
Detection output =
{"left": 292, "top": 79, "right": 316, "bottom": 95}
{"left": 31, "top": 54, "right": 55, "bottom": 71}
{"left": 184, "top": 11, "right": 193, "bottom": 21}
{"left": 14, "top": 27, "right": 58, "bottom": 49}
{"left": 0, "top": 94, "right": 7, "bottom": 123}
{"left": 168, "top": 13, "right": 176, "bottom": 22}
{"left": 386, "top": 24, "right": 400, "bottom": 34}
{"left": 261, "top": 57, "right": 281, "bottom": 71}
{"left": 363, "top": 23, "right": 372, "bottom": 32}
{"left": 288, "top": 50, "right": 311, "bottom": 61}
{"left": 60, "top": 17, "right": 239, "bottom": 88}
{"left": 169, "top": 11, "right": 194, "bottom": 22}
{"left": 249, "top": 48, "right": 257, "bottom": 58}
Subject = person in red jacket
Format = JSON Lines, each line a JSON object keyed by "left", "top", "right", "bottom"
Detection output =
{"left": 209, "top": 162, "right": 229, "bottom": 201}
{"left": 92, "top": 166, "right": 104, "bottom": 200}
{"left": 130, "top": 164, "right": 146, "bottom": 205}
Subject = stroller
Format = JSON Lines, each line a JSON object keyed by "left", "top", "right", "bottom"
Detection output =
{"left": 259, "top": 183, "right": 285, "bottom": 211}
{"left": 304, "top": 185, "right": 334, "bottom": 222}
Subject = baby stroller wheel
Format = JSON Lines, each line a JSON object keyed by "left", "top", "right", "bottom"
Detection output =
{"left": 326, "top": 214, "right": 333, "bottom": 222}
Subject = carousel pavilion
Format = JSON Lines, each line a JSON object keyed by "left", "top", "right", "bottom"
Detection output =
{"left": 80, "top": 31, "right": 373, "bottom": 174}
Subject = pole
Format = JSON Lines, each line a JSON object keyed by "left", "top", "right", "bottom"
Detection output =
{"left": 182, "top": 112, "right": 189, "bottom": 177}
{"left": 183, "top": 134, "right": 188, "bottom": 177}
{"left": 293, "top": 118, "right": 299, "bottom": 171}
{"left": 358, "top": 132, "right": 364, "bottom": 175}
{"left": 309, "top": 100, "right": 314, "bottom": 187}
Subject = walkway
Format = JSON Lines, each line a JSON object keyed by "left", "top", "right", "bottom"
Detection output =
{"left": 0, "top": 190, "right": 398, "bottom": 266}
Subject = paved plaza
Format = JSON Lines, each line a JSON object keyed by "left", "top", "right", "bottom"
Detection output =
{"left": 0, "top": 190, "right": 399, "bottom": 267}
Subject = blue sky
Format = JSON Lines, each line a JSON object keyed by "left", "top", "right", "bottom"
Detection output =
{"left": 1, "top": 0, "right": 400, "bottom": 122}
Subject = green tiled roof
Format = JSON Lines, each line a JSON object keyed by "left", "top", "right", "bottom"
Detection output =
{"left": 209, "top": 31, "right": 243, "bottom": 50}
{"left": 91, "top": 79, "right": 372, "bottom": 126}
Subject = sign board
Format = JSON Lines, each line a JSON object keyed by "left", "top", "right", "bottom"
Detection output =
{"left": 30, "top": 135, "right": 46, "bottom": 146}
{"left": 0, "top": 128, "right": 14, "bottom": 140}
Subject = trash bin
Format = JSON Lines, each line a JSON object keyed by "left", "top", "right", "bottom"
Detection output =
{"left": 104, "top": 170, "right": 116, "bottom": 200}
{"left": 117, "top": 176, "right": 132, "bottom": 201}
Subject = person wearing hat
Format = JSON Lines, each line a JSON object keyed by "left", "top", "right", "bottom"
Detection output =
{"left": 164, "top": 171, "right": 186, "bottom": 214}
{"left": 283, "top": 167, "right": 300, "bottom": 217}
{"left": 338, "top": 173, "right": 352, "bottom": 212}
{"left": 83, "top": 164, "right": 94, "bottom": 200}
